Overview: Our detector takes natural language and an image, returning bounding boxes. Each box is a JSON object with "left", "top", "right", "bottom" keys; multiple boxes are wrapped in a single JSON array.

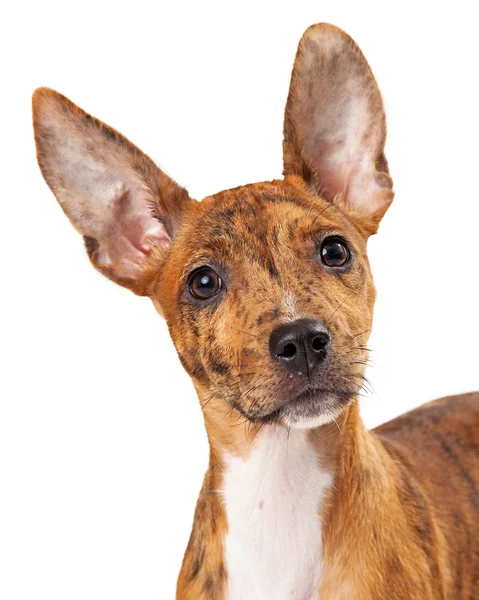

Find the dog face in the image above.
[
  {"left": 155, "top": 178, "right": 376, "bottom": 428},
  {"left": 32, "top": 24, "right": 393, "bottom": 431}
]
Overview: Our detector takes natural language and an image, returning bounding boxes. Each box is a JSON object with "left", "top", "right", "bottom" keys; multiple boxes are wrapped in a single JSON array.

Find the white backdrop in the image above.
[{"left": 1, "top": 1, "right": 478, "bottom": 598}]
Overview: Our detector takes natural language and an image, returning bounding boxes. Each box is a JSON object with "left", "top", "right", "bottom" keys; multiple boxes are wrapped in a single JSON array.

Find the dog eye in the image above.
[
  {"left": 188, "top": 267, "right": 223, "bottom": 300},
  {"left": 320, "top": 237, "right": 351, "bottom": 268}
]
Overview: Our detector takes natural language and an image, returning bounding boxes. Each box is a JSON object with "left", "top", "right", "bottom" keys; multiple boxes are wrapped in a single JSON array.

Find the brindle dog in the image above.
[{"left": 33, "top": 23, "right": 478, "bottom": 600}]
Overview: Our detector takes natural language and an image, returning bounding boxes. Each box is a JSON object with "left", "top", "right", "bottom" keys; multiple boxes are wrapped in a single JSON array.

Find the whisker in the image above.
[
  {"left": 351, "top": 360, "right": 375, "bottom": 369},
  {"left": 311, "top": 203, "right": 331, "bottom": 227},
  {"left": 249, "top": 422, "right": 266, "bottom": 446},
  {"left": 305, "top": 196, "right": 319, "bottom": 220},
  {"left": 345, "top": 345, "right": 373, "bottom": 355},
  {"left": 350, "top": 372, "right": 375, "bottom": 396},
  {"left": 231, "top": 327, "right": 260, "bottom": 339},
  {"left": 332, "top": 416, "right": 343, "bottom": 434},
  {"left": 200, "top": 393, "right": 216, "bottom": 409},
  {"left": 230, "top": 418, "right": 251, "bottom": 428},
  {"left": 350, "top": 329, "right": 370, "bottom": 339},
  {"left": 224, "top": 405, "right": 235, "bottom": 419},
  {"left": 329, "top": 297, "right": 348, "bottom": 321}
]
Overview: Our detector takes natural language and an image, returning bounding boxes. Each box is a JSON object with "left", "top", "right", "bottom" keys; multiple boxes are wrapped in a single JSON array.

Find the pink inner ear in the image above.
[
  {"left": 316, "top": 166, "right": 345, "bottom": 203},
  {"left": 303, "top": 92, "right": 385, "bottom": 211},
  {"left": 92, "top": 185, "right": 172, "bottom": 281}
]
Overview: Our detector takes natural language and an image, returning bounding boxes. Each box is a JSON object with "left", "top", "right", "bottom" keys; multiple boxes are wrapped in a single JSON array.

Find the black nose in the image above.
[{"left": 269, "top": 318, "right": 331, "bottom": 377}]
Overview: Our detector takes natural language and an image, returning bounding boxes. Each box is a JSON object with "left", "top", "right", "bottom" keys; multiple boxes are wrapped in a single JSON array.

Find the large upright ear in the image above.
[
  {"left": 32, "top": 88, "right": 192, "bottom": 295},
  {"left": 283, "top": 24, "right": 394, "bottom": 235}
]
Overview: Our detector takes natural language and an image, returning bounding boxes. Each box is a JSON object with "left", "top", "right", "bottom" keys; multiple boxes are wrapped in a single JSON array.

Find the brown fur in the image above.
[{"left": 32, "top": 22, "right": 478, "bottom": 600}]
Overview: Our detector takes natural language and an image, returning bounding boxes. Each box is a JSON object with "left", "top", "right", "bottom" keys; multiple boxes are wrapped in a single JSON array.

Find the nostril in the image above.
[
  {"left": 269, "top": 319, "right": 330, "bottom": 373},
  {"left": 312, "top": 333, "right": 329, "bottom": 352},
  {"left": 278, "top": 342, "right": 297, "bottom": 359}
]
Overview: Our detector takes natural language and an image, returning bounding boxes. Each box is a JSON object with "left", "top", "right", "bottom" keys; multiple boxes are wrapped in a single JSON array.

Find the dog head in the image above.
[{"left": 33, "top": 24, "right": 393, "bottom": 432}]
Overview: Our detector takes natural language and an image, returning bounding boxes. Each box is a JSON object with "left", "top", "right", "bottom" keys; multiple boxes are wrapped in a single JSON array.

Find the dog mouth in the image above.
[
  {"left": 234, "top": 385, "right": 354, "bottom": 428},
  {"left": 279, "top": 387, "right": 349, "bottom": 428}
]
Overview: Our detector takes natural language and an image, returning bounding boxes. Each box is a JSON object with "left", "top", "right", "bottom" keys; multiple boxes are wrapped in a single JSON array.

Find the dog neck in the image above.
[
  {"left": 178, "top": 392, "right": 401, "bottom": 599},
  {"left": 220, "top": 423, "right": 333, "bottom": 599}
]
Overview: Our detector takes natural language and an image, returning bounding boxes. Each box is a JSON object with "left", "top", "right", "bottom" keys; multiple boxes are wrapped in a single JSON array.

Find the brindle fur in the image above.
[{"left": 32, "top": 22, "right": 478, "bottom": 600}]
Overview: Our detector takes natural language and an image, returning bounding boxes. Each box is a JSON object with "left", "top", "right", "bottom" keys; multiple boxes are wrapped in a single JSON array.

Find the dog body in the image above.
[
  {"left": 32, "top": 23, "right": 478, "bottom": 600},
  {"left": 177, "top": 393, "right": 479, "bottom": 599}
]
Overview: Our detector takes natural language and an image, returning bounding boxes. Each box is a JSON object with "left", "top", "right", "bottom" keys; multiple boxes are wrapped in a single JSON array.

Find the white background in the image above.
[{"left": 1, "top": 1, "right": 478, "bottom": 598}]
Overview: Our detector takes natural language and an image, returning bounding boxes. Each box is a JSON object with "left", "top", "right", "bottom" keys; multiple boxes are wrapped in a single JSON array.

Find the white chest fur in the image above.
[{"left": 221, "top": 426, "right": 333, "bottom": 600}]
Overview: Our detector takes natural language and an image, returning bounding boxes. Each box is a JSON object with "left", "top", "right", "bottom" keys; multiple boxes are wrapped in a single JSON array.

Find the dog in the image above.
[{"left": 32, "top": 22, "right": 478, "bottom": 600}]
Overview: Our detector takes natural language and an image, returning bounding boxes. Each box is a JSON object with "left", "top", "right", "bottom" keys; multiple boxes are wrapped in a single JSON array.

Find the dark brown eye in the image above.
[
  {"left": 188, "top": 267, "right": 223, "bottom": 299},
  {"left": 320, "top": 237, "right": 351, "bottom": 268}
]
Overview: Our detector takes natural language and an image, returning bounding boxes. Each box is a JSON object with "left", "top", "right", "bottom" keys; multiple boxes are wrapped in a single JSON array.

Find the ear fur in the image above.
[
  {"left": 32, "top": 88, "right": 192, "bottom": 294},
  {"left": 283, "top": 24, "right": 394, "bottom": 235}
]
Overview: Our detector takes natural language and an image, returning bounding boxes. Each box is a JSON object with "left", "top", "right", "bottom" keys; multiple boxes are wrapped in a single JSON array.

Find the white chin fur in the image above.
[
  {"left": 284, "top": 411, "right": 338, "bottom": 429},
  {"left": 279, "top": 390, "right": 344, "bottom": 430}
]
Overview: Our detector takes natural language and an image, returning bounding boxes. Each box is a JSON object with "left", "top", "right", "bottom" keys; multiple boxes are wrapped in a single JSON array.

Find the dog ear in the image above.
[
  {"left": 283, "top": 24, "right": 394, "bottom": 235},
  {"left": 32, "top": 88, "right": 193, "bottom": 295}
]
